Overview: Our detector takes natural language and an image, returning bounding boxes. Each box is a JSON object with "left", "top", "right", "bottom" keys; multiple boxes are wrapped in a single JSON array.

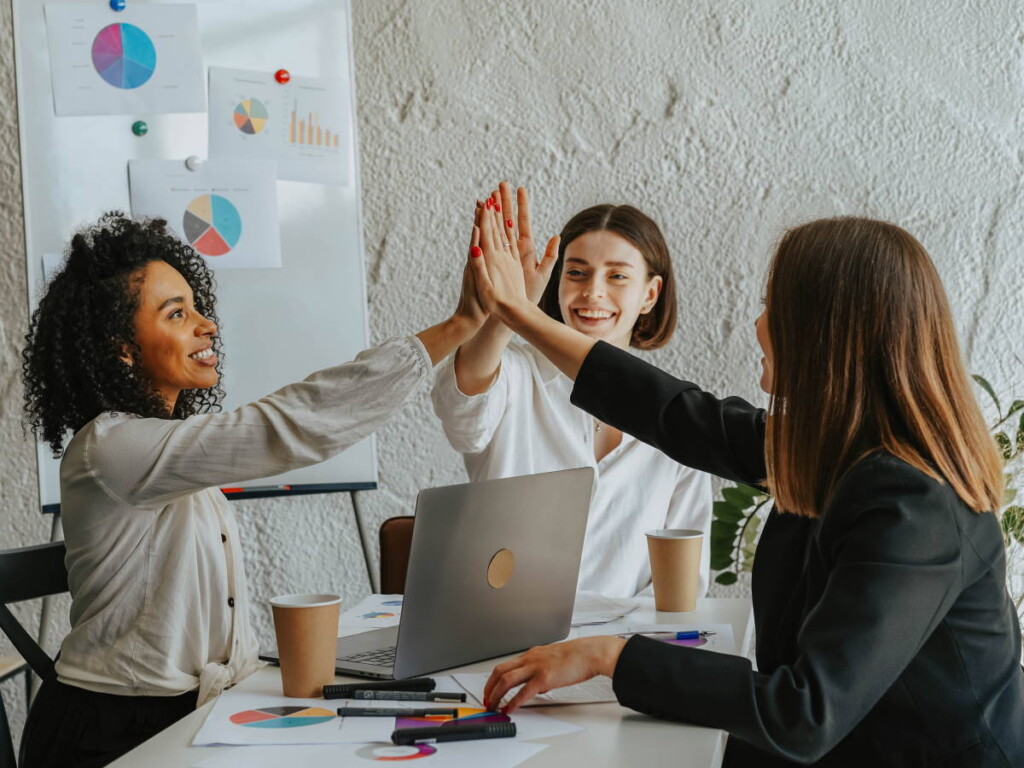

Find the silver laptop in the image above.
[{"left": 265, "top": 468, "right": 593, "bottom": 679}]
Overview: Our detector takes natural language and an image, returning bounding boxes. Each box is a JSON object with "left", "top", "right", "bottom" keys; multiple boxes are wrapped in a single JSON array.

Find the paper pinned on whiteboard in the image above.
[
  {"left": 44, "top": 3, "right": 205, "bottom": 116},
  {"left": 208, "top": 66, "right": 351, "bottom": 186},
  {"left": 129, "top": 159, "right": 281, "bottom": 271}
]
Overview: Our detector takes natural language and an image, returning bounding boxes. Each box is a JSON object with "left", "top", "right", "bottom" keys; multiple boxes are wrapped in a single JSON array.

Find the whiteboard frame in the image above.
[{"left": 13, "top": 0, "right": 378, "bottom": 514}]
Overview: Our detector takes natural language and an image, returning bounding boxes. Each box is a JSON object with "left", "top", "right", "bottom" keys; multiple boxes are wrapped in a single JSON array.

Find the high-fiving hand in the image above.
[{"left": 469, "top": 183, "right": 560, "bottom": 322}]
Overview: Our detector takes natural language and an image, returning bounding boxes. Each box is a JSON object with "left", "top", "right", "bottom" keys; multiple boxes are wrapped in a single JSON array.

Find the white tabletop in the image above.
[{"left": 110, "top": 597, "right": 752, "bottom": 768}]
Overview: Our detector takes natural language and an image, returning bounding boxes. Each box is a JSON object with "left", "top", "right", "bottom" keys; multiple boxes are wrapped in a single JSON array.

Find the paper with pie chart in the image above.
[
  {"left": 191, "top": 741, "right": 549, "bottom": 768},
  {"left": 44, "top": 3, "right": 204, "bottom": 116},
  {"left": 129, "top": 159, "right": 280, "bottom": 270},
  {"left": 209, "top": 66, "right": 351, "bottom": 186}
]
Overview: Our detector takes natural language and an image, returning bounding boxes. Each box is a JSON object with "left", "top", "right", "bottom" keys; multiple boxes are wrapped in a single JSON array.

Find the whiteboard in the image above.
[{"left": 13, "top": 0, "right": 376, "bottom": 511}]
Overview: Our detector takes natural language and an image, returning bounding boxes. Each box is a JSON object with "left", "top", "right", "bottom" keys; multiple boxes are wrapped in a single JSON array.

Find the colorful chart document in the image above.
[
  {"left": 340, "top": 594, "right": 404, "bottom": 629},
  {"left": 192, "top": 740, "right": 548, "bottom": 768},
  {"left": 44, "top": 3, "right": 204, "bottom": 116},
  {"left": 208, "top": 67, "right": 351, "bottom": 186},
  {"left": 129, "top": 159, "right": 281, "bottom": 270}
]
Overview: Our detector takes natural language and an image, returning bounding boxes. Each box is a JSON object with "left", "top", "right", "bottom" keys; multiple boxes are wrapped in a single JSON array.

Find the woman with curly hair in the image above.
[{"left": 19, "top": 212, "right": 485, "bottom": 768}]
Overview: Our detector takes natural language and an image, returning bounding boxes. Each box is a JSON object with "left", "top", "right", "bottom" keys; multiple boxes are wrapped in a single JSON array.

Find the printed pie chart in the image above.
[
  {"left": 355, "top": 744, "right": 437, "bottom": 761},
  {"left": 183, "top": 194, "right": 242, "bottom": 257},
  {"left": 229, "top": 705, "right": 335, "bottom": 728},
  {"left": 91, "top": 23, "right": 156, "bottom": 89},
  {"left": 233, "top": 99, "right": 269, "bottom": 134}
]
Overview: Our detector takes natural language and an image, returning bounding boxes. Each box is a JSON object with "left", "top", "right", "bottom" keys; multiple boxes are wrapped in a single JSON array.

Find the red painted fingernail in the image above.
[
  {"left": 485, "top": 199, "right": 493, "bottom": 210},
  {"left": 471, "top": 246, "right": 483, "bottom": 258},
  {"left": 506, "top": 219, "right": 514, "bottom": 229},
  {"left": 494, "top": 202, "right": 501, "bottom": 212}
]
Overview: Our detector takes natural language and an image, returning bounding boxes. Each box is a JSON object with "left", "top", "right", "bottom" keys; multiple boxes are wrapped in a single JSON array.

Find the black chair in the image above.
[{"left": 0, "top": 542, "right": 68, "bottom": 768}]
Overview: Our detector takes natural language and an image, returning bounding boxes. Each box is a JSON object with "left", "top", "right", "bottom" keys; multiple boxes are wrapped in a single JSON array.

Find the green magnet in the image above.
[{"left": 132, "top": 120, "right": 148, "bottom": 137}]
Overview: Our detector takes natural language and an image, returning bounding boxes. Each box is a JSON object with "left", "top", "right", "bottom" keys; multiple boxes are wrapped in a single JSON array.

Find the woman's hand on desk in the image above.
[{"left": 483, "top": 636, "right": 627, "bottom": 714}]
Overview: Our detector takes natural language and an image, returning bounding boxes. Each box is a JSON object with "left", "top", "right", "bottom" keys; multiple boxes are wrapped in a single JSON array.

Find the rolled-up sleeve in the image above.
[{"left": 430, "top": 347, "right": 528, "bottom": 455}]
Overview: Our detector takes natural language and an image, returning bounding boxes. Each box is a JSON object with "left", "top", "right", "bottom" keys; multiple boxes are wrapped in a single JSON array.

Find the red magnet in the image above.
[{"left": 274, "top": 69, "right": 291, "bottom": 84}]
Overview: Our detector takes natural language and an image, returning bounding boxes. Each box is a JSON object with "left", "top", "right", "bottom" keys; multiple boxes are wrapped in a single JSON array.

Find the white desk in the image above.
[{"left": 110, "top": 597, "right": 752, "bottom": 768}]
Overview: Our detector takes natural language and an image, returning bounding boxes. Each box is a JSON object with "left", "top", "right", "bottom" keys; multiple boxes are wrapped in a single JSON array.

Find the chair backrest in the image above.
[
  {"left": 378, "top": 516, "right": 414, "bottom": 595},
  {"left": 0, "top": 695, "right": 14, "bottom": 768},
  {"left": 0, "top": 542, "right": 68, "bottom": 682}
]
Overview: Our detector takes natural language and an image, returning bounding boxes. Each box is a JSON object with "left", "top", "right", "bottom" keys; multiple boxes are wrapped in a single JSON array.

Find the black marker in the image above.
[
  {"left": 324, "top": 678, "right": 436, "bottom": 699},
  {"left": 351, "top": 690, "right": 466, "bottom": 702},
  {"left": 337, "top": 707, "right": 458, "bottom": 718},
  {"left": 392, "top": 721, "right": 517, "bottom": 745}
]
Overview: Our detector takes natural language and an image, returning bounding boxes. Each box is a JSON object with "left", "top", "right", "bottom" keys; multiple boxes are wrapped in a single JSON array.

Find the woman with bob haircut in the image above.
[
  {"left": 469, "top": 206, "right": 1024, "bottom": 766},
  {"left": 19, "top": 212, "right": 486, "bottom": 767},
  {"left": 432, "top": 183, "right": 710, "bottom": 598}
]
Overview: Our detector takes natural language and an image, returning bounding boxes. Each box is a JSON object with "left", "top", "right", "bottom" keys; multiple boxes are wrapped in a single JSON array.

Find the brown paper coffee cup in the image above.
[
  {"left": 646, "top": 529, "right": 703, "bottom": 612},
  {"left": 270, "top": 593, "right": 341, "bottom": 698}
]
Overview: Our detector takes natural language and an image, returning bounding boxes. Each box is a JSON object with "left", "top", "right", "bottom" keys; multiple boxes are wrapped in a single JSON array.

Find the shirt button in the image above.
[
  {"left": 221, "top": 533, "right": 227, "bottom": 543},
  {"left": 227, "top": 597, "right": 235, "bottom": 608}
]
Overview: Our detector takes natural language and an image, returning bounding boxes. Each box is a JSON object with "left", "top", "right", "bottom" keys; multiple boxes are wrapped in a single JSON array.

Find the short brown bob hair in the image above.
[
  {"left": 539, "top": 205, "right": 677, "bottom": 350},
  {"left": 765, "top": 216, "right": 1003, "bottom": 518}
]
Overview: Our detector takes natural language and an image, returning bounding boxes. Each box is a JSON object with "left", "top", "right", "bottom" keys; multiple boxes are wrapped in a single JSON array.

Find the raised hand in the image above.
[
  {"left": 496, "top": 182, "right": 559, "bottom": 304},
  {"left": 470, "top": 189, "right": 559, "bottom": 322},
  {"left": 453, "top": 203, "right": 487, "bottom": 330}
]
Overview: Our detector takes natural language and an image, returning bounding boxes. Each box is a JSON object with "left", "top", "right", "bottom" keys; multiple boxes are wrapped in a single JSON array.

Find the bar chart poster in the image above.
[
  {"left": 209, "top": 67, "right": 350, "bottom": 186},
  {"left": 128, "top": 159, "right": 281, "bottom": 270},
  {"left": 44, "top": 3, "right": 205, "bottom": 116}
]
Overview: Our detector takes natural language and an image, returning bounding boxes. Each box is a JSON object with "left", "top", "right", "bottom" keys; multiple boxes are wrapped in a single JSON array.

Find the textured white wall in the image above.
[{"left": 2, "top": 0, "right": 1024, "bottom": 746}]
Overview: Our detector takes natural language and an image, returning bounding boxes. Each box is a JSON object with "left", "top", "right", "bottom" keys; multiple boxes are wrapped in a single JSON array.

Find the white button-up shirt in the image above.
[
  {"left": 56, "top": 337, "right": 431, "bottom": 704},
  {"left": 431, "top": 342, "right": 712, "bottom": 598}
]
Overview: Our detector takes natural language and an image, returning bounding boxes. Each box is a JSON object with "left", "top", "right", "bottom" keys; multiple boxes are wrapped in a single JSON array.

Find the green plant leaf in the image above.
[
  {"left": 710, "top": 554, "right": 733, "bottom": 571},
  {"left": 709, "top": 535, "right": 734, "bottom": 559},
  {"left": 1016, "top": 410, "right": 1024, "bottom": 455},
  {"left": 715, "top": 572, "right": 738, "bottom": 585},
  {"left": 1009, "top": 400, "right": 1024, "bottom": 417},
  {"left": 1002, "top": 506, "right": 1024, "bottom": 545},
  {"left": 973, "top": 374, "right": 1001, "bottom": 414},
  {"left": 722, "top": 486, "right": 757, "bottom": 509},
  {"left": 1005, "top": 487, "right": 1018, "bottom": 507},
  {"left": 713, "top": 501, "right": 744, "bottom": 523},
  {"left": 743, "top": 516, "right": 763, "bottom": 546},
  {"left": 995, "top": 431, "right": 1013, "bottom": 461}
]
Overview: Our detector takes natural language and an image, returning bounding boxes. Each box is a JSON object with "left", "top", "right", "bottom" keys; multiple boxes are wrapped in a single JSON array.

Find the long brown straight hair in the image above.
[{"left": 765, "top": 217, "right": 1003, "bottom": 518}]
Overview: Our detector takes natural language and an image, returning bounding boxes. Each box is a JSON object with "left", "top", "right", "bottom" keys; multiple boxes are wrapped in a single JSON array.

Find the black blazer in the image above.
[{"left": 572, "top": 341, "right": 1024, "bottom": 767}]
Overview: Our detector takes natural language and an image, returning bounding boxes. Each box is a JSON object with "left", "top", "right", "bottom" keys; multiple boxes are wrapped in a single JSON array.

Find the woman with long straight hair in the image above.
[{"left": 470, "top": 206, "right": 1024, "bottom": 766}]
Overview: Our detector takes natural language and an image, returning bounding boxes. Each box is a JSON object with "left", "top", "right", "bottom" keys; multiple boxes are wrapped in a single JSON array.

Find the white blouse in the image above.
[
  {"left": 55, "top": 336, "right": 432, "bottom": 705},
  {"left": 431, "top": 342, "right": 712, "bottom": 598}
]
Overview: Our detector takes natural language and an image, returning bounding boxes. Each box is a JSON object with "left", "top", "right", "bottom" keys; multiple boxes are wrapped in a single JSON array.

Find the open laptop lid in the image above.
[{"left": 391, "top": 467, "right": 595, "bottom": 679}]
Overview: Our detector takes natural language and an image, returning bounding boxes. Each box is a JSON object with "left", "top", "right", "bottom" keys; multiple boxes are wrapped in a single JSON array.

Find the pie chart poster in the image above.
[
  {"left": 128, "top": 159, "right": 281, "bottom": 270},
  {"left": 44, "top": 3, "right": 204, "bottom": 116}
]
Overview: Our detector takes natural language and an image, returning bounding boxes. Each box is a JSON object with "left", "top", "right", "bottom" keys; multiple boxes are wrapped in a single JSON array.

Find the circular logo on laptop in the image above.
[{"left": 487, "top": 548, "right": 515, "bottom": 589}]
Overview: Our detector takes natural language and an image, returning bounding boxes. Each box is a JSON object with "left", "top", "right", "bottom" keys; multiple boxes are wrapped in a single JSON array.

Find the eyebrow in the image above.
[
  {"left": 158, "top": 296, "right": 185, "bottom": 311},
  {"left": 564, "top": 258, "right": 637, "bottom": 269}
]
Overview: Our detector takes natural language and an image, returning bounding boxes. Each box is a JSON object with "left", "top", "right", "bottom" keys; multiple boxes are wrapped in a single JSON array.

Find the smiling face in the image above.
[
  {"left": 557, "top": 231, "right": 663, "bottom": 350},
  {"left": 128, "top": 260, "right": 219, "bottom": 410}
]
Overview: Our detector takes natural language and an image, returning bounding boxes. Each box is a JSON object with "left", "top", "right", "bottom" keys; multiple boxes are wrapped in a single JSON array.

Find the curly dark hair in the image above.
[{"left": 22, "top": 212, "right": 224, "bottom": 457}]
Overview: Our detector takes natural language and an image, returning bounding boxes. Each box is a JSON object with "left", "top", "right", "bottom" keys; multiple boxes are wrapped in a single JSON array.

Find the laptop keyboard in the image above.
[{"left": 339, "top": 646, "right": 396, "bottom": 667}]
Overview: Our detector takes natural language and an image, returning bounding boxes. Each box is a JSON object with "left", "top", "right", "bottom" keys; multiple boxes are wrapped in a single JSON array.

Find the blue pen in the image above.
[{"left": 621, "top": 630, "right": 716, "bottom": 640}]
